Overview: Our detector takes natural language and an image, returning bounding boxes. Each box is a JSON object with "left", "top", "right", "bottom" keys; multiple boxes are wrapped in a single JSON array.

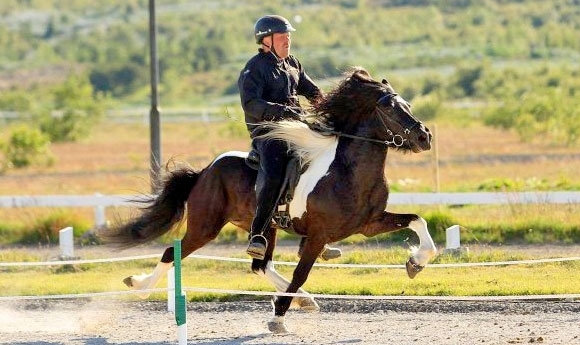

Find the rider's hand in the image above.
[{"left": 283, "top": 106, "right": 304, "bottom": 121}]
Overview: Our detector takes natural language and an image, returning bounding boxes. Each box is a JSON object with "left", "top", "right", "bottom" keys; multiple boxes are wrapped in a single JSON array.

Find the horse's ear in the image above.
[{"left": 382, "top": 79, "right": 389, "bottom": 85}]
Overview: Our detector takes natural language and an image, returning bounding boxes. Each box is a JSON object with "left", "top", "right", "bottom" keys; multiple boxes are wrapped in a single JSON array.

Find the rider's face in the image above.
[{"left": 264, "top": 32, "right": 291, "bottom": 58}]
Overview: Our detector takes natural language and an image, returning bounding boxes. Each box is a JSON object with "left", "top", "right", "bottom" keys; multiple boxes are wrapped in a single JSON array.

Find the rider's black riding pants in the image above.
[{"left": 250, "top": 137, "right": 292, "bottom": 238}]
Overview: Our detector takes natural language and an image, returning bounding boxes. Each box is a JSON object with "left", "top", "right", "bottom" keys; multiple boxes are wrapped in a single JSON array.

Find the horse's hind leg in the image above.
[
  {"left": 123, "top": 247, "right": 177, "bottom": 298},
  {"left": 124, "top": 230, "right": 221, "bottom": 298},
  {"left": 124, "top": 200, "right": 227, "bottom": 298}
]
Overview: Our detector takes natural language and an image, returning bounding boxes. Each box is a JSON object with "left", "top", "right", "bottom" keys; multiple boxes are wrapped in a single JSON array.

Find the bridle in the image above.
[
  {"left": 374, "top": 92, "right": 422, "bottom": 147},
  {"left": 308, "top": 92, "right": 421, "bottom": 148}
]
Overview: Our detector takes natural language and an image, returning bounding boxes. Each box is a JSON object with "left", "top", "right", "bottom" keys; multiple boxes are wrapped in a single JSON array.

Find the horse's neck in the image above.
[{"left": 340, "top": 140, "right": 387, "bottom": 176}]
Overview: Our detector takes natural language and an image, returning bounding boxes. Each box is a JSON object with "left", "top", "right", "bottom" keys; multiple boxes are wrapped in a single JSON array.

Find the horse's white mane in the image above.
[{"left": 257, "top": 120, "right": 338, "bottom": 168}]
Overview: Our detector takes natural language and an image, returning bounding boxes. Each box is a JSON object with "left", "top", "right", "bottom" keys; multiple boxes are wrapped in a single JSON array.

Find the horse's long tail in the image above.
[{"left": 101, "top": 166, "right": 200, "bottom": 248}]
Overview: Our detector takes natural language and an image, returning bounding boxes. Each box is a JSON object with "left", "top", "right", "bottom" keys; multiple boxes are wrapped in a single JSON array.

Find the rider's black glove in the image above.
[{"left": 281, "top": 106, "right": 304, "bottom": 121}]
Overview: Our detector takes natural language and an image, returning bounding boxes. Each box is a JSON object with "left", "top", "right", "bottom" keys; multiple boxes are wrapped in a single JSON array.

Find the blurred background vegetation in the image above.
[
  {"left": 1, "top": 0, "right": 580, "bottom": 148},
  {"left": 1, "top": 0, "right": 580, "bottom": 245}
]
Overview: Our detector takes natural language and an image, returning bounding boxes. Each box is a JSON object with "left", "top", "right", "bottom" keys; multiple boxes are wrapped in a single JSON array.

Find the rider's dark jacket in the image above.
[{"left": 238, "top": 49, "right": 322, "bottom": 137}]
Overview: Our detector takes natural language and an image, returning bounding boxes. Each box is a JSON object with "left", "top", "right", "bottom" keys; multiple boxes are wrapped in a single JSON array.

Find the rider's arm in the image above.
[{"left": 238, "top": 68, "right": 303, "bottom": 125}]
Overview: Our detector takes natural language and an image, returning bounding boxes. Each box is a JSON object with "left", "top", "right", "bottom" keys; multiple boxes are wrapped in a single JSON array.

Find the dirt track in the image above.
[{"left": 1, "top": 299, "right": 579, "bottom": 345}]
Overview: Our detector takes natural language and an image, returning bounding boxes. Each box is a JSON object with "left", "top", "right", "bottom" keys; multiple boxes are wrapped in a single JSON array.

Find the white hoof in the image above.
[
  {"left": 291, "top": 296, "right": 320, "bottom": 312},
  {"left": 267, "top": 320, "right": 289, "bottom": 334},
  {"left": 123, "top": 276, "right": 151, "bottom": 299}
]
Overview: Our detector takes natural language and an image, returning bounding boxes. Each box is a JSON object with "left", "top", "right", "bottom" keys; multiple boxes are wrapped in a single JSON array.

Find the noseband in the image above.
[{"left": 375, "top": 92, "right": 422, "bottom": 147}]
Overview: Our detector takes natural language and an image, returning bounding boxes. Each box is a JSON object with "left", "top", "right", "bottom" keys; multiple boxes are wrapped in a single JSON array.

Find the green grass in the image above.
[{"left": 1, "top": 248, "right": 578, "bottom": 301}]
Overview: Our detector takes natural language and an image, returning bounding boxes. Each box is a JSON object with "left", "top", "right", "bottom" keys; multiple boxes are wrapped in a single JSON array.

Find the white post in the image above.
[
  {"left": 94, "top": 193, "right": 106, "bottom": 229},
  {"left": 59, "top": 227, "right": 74, "bottom": 259},
  {"left": 177, "top": 324, "right": 187, "bottom": 345},
  {"left": 445, "top": 225, "right": 461, "bottom": 250},
  {"left": 167, "top": 267, "right": 175, "bottom": 312}
]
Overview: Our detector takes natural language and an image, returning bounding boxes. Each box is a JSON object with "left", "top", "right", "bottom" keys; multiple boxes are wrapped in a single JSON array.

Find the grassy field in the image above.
[{"left": 1, "top": 247, "right": 578, "bottom": 300}]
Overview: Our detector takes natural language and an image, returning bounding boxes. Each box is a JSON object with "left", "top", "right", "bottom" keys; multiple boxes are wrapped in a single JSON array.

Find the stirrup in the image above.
[{"left": 247, "top": 234, "right": 268, "bottom": 260}]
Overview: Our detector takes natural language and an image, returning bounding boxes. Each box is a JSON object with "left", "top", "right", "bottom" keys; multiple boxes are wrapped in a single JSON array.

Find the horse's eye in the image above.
[{"left": 377, "top": 94, "right": 393, "bottom": 107}]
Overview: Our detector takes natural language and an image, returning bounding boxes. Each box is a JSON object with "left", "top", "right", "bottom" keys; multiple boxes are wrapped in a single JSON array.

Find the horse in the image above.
[{"left": 101, "top": 67, "right": 437, "bottom": 334}]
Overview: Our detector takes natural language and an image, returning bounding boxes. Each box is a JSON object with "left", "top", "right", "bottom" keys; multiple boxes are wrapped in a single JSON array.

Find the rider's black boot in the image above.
[
  {"left": 247, "top": 174, "right": 284, "bottom": 260},
  {"left": 247, "top": 233, "right": 268, "bottom": 260}
]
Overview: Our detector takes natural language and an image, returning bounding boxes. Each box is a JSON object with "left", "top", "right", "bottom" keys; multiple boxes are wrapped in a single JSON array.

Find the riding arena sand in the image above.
[{"left": 1, "top": 299, "right": 579, "bottom": 345}]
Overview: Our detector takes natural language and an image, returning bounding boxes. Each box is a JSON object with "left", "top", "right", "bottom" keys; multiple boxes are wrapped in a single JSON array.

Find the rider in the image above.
[{"left": 238, "top": 14, "right": 342, "bottom": 261}]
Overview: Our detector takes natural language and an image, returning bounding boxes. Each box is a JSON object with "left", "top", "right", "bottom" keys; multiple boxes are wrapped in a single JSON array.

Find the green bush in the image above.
[
  {"left": 0, "top": 125, "right": 54, "bottom": 171},
  {"left": 18, "top": 210, "right": 91, "bottom": 245}
]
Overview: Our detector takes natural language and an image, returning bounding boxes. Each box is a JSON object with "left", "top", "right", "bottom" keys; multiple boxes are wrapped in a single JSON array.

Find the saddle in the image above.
[{"left": 245, "top": 151, "right": 301, "bottom": 230}]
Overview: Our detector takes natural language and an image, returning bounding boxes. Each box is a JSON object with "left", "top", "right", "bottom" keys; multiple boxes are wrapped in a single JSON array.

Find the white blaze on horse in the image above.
[{"left": 101, "top": 67, "right": 437, "bottom": 334}]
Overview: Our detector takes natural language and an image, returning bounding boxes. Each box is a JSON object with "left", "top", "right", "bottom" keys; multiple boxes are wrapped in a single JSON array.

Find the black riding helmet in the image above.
[{"left": 254, "top": 15, "right": 296, "bottom": 44}]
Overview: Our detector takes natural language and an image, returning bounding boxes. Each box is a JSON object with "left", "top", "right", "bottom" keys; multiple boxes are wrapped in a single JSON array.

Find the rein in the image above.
[
  {"left": 306, "top": 92, "right": 418, "bottom": 148},
  {"left": 325, "top": 128, "right": 405, "bottom": 147}
]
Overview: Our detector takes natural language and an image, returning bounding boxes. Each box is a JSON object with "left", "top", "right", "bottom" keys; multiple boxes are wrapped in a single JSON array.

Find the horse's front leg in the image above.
[
  {"left": 259, "top": 261, "right": 320, "bottom": 312},
  {"left": 362, "top": 212, "right": 437, "bottom": 278},
  {"left": 268, "top": 240, "right": 324, "bottom": 334}
]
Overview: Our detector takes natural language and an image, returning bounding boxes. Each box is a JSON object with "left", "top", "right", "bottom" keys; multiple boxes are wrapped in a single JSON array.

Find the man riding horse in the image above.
[{"left": 237, "top": 15, "right": 342, "bottom": 261}]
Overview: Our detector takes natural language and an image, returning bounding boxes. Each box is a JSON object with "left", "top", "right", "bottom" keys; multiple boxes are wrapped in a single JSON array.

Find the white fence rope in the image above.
[
  {"left": 0, "top": 254, "right": 160, "bottom": 267},
  {"left": 1, "top": 253, "right": 579, "bottom": 268}
]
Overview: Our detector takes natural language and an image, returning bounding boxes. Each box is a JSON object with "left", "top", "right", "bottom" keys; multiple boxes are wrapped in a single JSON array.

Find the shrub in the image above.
[
  {"left": 18, "top": 210, "right": 91, "bottom": 245},
  {"left": 39, "top": 74, "right": 106, "bottom": 142},
  {"left": 0, "top": 125, "right": 54, "bottom": 171},
  {"left": 411, "top": 94, "right": 442, "bottom": 121}
]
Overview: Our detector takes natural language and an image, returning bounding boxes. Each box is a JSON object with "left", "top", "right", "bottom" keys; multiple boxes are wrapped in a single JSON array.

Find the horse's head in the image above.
[
  {"left": 375, "top": 78, "right": 432, "bottom": 153},
  {"left": 314, "top": 67, "right": 432, "bottom": 153}
]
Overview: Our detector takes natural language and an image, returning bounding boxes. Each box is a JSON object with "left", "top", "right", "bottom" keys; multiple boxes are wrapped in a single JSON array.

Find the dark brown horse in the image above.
[{"left": 102, "top": 67, "right": 437, "bottom": 333}]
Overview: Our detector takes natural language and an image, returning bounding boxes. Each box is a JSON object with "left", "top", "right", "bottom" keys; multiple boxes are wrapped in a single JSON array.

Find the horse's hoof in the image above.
[
  {"left": 405, "top": 257, "right": 424, "bottom": 279},
  {"left": 295, "top": 297, "right": 320, "bottom": 312},
  {"left": 123, "top": 276, "right": 134, "bottom": 288},
  {"left": 267, "top": 321, "right": 289, "bottom": 334},
  {"left": 320, "top": 245, "right": 342, "bottom": 260}
]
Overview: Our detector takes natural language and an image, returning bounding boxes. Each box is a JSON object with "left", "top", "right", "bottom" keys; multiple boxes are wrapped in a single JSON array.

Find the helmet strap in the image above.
[{"left": 262, "top": 35, "right": 281, "bottom": 60}]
